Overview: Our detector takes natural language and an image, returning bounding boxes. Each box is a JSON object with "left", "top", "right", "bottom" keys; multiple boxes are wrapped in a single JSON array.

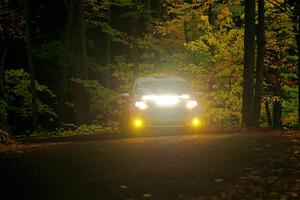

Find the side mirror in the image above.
[
  {"left": 120, "top": 93, "right": 130, "bottom": 98},
  {"left": 195, "top": 92, "right": 203, "bottom": 96}
]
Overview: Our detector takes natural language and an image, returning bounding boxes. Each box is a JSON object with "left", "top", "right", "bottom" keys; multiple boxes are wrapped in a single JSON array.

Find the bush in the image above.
[
  {"left": 0, "top": 100, "right": 8, "bottom": 125},
  {"left": 71, "top": 79, "right": 120, "bottom": 124},
  {"left": 4, "top": 69, "right": 57, "bottom": 133}
]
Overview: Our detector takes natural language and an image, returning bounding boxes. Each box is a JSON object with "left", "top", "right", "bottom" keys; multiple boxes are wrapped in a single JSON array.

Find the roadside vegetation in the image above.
[{"left": 0, "top": 0, "right": 299, "bottom": 139}]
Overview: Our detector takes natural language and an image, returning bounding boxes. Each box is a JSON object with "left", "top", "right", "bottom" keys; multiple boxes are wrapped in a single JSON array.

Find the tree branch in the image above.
[{"left": 265, "top": 0, "right": 294, "bottom": 20}]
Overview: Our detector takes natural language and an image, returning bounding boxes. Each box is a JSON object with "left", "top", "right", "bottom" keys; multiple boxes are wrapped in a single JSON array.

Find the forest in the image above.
[{"left": 0, "top": 0, "right": 299, "bottom": 136}]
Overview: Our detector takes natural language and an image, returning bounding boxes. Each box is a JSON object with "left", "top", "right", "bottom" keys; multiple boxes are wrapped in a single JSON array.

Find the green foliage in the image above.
[
  {"left": 4, "top": 69, "right": 57, "bottom": 119},
  {"left": 3, "top": 0, "right": 298, "bottom": 131},
  {"left": 0, "top": 100, "right": 7, "bottom": 119},
  {"left": 76, "top": 124, "right": 104, "bottom": 133},
  {"left": 33, "top": 41, "right": 73, "bottom": 119},
  {"left": 31, "top": 123, "right": 120, "bottom": 138},
  {"left": 71, "top": 79, "right": 120, "bottom": 123},
  {"left": 34, "top": 41, "right": 71, "bottom": 67},
  {"left": 112, "top": 56, "right": 136, "bottom": 92},
  {"left": 262, "top": 1, "right": 298, "bottom": 127},
  {"left": 281, "top": 86, "right": 298, "bottom": 128},
  {"left": 84, "top": 0, "right": 131, "bottom": 45},
  {"left": 75, "top": 123, "right": 119, "bottom": 134},
  {"left": 150, "top": 0, "right": 298, "bottom": 127},
  {"left": 0, "top": 0, "right": 25, "bottom": 40},
  {"left": 154, "top": 1, "right": 244, "bottom": 126}
]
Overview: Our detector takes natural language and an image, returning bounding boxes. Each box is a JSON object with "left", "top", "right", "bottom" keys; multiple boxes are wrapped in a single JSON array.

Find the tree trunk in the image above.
[
  {"left": 0, "top": 37, "right": 7, "bottom": 104},
  {"left": 145, "top": 0, "right": 151, "bottom": 71},
  {"left": 208, "top": 6, "right": 217, "bottom": 55},
  {"left": 145, "top": 0, "right": 151, "bottom": 29},
  {"left": 105, "top": 5, "right": 111, "bottom": 88},
  {"left": 183, "top": 21, "right": 188, "bottom": 43},
  {"left": 242, "top": 0, "right": 256, "bottom": 127},
  {"left": 273, "top": 101, "right": 282, "bottom": 128},
  {"left": 132, "top": 43, "right": 139, "bottom": 73},
  {"left": 272, "top": 74, "right": 282, "bottom": 128},
  {"left": 132, "top": 17, "right": 140, "bottom": 73},
  {"left": 70, "top": 0, "right": 89, "bottom": 124},
  {"left": 253, "top": 0, "right": 265, "bottom": 127},
  {"left": 52, "top": 0, "right": 71, "bottom": 124},
  {"left": 23, "top": 0, "right": 38, "bottom": 133},
  {"left": 297, "top": 34, "right": 300, "bottom": 126},
  {"left": 296, "top": 1, "right": 300, "bottom": 126},
  {"left": 0, "top": 35, "right": 8, "bottom": 131},
  {"left": 265, "top": 101, "right": 272, "bottom": 127}
]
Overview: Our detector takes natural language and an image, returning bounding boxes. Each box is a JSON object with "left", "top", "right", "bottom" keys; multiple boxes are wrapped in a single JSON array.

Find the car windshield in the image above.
[{"left": 135, "top": 81, "right": 191, "bottom": 95}]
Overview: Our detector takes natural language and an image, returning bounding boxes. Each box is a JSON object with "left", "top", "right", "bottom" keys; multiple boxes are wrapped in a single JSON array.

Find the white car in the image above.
[{"left": 121, "top": 76, "right": 203, "bottom": 134}]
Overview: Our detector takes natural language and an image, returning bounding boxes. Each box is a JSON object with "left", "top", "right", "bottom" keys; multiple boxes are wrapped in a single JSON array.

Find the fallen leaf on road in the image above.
[
  {"left": 214, "top": 178, "right": 223, "bottom": 183},
  {"left": 287, "top": 192, "right": 298, "bottom": 197},
  {"left": 143, "top": 193, "right": 152, "bottom": 198},
  {"left": 120, "top": 185, "right": 129, "bottom": 189}
]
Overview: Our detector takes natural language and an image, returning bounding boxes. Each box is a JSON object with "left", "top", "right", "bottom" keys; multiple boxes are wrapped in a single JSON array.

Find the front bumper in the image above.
[{"left": 129, "top": 106, "right": 202, "bottom": 128}]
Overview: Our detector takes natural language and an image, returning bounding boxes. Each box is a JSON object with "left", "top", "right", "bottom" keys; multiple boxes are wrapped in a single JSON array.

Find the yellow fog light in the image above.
[
  {"left": 133, "top": 118, "right": 143, "bottom": 128},
  {"left": 192, "top": 117, "right": 201, "bottom": 127}
]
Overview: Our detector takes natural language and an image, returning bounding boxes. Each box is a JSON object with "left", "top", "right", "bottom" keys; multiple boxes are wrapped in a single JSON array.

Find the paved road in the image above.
[{"left": 1, "top": 132, "right": 299, "bottom": 200}]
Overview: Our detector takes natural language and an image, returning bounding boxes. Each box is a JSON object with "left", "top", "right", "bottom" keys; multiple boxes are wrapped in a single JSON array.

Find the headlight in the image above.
[
  {"left": 155, "top": 96, "right": 179, "bottom": 106},
  {"left": 191, "top": 117, "right": 202, "bottom": 127},
  {"left": 133, "top": 118, "right": 143, "bottom": 128},
  {"left": 186, "top": 100, "right": 198, "bottom": 109},
  {"left": 135, "top": 101, "right": 148, "bottom": 110}
]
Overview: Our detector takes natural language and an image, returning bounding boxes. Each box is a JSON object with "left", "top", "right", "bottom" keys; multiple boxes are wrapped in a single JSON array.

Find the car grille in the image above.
[{"left": 143, "top": 106, "right": 188, "bottom": 125}]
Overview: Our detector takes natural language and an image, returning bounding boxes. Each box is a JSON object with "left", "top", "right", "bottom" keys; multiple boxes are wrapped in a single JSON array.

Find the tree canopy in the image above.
[{"left": 0, "top": 0, "right": 299, "bottom": 134}]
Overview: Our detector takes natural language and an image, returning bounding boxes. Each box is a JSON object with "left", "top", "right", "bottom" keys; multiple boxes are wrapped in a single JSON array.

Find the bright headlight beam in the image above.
[
  {"left": 135, "top": 101, "right": 148, "bottom": 110},
  {"left": 186, "top": 100, "right": 198, "bottom": 109},
  {"left": 142, "top": 95, "right": 157, "bottom": 100},
  {"left": 155, "top": 96, "right": 179, "bottom": 106},
  {"left": 192, "top": 118, "right": 200, "bottom": 126},
  {"left": 180, "top": 94, "right": 190, "bottom": 99},
  {"left": 141, "top": 95, "right": 193, "bottom": 106},
  {"left": 133, "top": 118, "right": 143, "bottom": 128}
]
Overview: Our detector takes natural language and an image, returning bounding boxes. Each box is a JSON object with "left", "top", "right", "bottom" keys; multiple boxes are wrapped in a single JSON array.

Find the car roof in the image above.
[{"left": 135, "top": 76, "right": 186, "bottom": 83}]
